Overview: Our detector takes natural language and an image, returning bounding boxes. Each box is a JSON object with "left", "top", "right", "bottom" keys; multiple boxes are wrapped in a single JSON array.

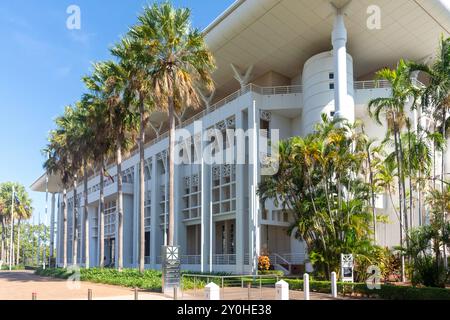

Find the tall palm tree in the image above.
[
  {"left": 412, "top": 37, "right": 450, "bottom": 267},
  {"left": 111, "top": 37, "right": 154, "bottom": 273},
  {"left": 72, "top": 99, "right": 96, "bottom": 268},
  {"left": 80, "top": 89, "right": 112, "bottom": 268},
  {"left": 369, "top": 60, "right": 421, "bottom": 281},
  {"left": 129, "top": 2, "right": 215, "bottom": 252},
  {"left": 44, "top": 122, "right": 76, "bottom": 268},
  {"left": 88, "top": 59, "right": 137, "bottom": 270},
  {"left": 14, "top": 189, "right": 32, "bottom": 265}
]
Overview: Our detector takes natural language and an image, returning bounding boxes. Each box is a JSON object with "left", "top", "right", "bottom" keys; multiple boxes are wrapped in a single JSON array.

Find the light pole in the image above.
[{"left": 9, "top": 186, "right": 14, "bottom": 271}]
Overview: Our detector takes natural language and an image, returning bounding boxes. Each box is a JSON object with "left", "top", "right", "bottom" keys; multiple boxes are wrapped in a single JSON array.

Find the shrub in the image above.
[
  {"left": 258, "top": 256, "right": 270, "bottom": 271},
  {"left": 284, "top": 278, "right": 450, "bottom": 300}
]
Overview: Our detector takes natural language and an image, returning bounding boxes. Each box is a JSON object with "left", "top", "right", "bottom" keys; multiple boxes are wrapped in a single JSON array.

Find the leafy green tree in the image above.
[
  {"left": 259, "top": 115, "right": 379, "bottom": 279},
  {"left": 0, "top": 182, "right": 33, "bottom": 265}
]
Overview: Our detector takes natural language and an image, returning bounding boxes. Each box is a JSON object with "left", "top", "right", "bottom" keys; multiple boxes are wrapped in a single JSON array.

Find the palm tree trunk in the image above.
[
  {"left": 393, "top": 127, "right": 405, "bottom": 282},
  {"left": 99, "top": 160, "right": 105, "bottom": 268},
  {"left": 1, "top": 217, "right": 5, "bottom": 262},
  {"left": 367, "top": 148, "right": 377, "bottom": 242},
  {"left": 407, "top": 126, "right": 414, "bottom": 229},
  {"left": 441, "top": 109, "right": 447, "bottom": 269},
  {"left": 63, "top": 188, "right": 68, "bottom": 268},
  {"left": 83, "top": 161, "right": 90, "bottom": 269},
  {"left": 168, "top": 96, "right": 175, "bottom": 247},
  {"left": 16, "top": 218, "right": 21, "bottom": 265},
  {"left": 397, "top": 132, "right": 410, "bottom": 243},
  {"left": 72, "top": 178, "right": 78, "bottom": 265},
  {"left": 116, "top": 141, "right": 123, "bottom": 271},
  {"left": 139, "top": 100, "right": 145, "bottom": 273}
]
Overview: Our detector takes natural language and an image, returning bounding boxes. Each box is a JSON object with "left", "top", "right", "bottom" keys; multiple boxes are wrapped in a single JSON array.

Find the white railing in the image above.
[
  {"left": 212, "top": 254, "right": 236, "bottom": 265},
  {"left": 354, "top": 79, "right": 391, "bottom": 90},
  {"left": 180, "top": 255, "right": 201, "bottom": 265},
  {"left": 279, "top": 253, "right": 306, "bottom": 264}
]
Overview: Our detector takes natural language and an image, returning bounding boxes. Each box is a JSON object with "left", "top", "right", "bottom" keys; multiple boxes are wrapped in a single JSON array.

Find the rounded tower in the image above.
[{"left": 301, "top": 51, "right": 355, "bottom": 135}]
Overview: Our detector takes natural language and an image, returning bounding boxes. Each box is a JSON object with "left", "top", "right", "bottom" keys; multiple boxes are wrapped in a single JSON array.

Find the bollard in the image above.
[
  {"left": 134, "top": 288, "right": 139, "bottom": 300},
  {"left": 275, "top": 280, "right": 289, "bottom": 300},
  {"left": 88, "top": 289, "right": 93, "bottom": 300},
  {"left": 331, "top": 272, "right": 337, "bottom": 298},
  {"left": 32, "top": 292, "right": 37, "bottom": 300},
  {"left": 247, "top": 282, "right": 251, "bottom": 300},
  {"left": 205, "top": 282, "right": 220, "bottom": 300},
  {"left": 173, "top": 287, "right": 178, "bottom": 300},
  {"left": 303, "top": 273, "right": 310, "bottom": 300}
]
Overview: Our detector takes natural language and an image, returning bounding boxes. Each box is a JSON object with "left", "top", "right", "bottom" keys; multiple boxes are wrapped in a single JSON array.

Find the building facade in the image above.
[{"left": 32, "top": 0, "right": 450, "bottom": 274}]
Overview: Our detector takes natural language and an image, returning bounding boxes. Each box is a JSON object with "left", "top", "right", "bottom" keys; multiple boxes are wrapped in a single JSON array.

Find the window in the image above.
[
  {"left": 329, "top": 83, "right": 334, "bottom": 90},
  {"left": 229, "top": 224, "right": 235, "bottom": 254},
  {"left": 329, "top": 72, "right": 334, "bottom": 79},
  {"left": 221, "top": 225, "right": 226, "bottom": 253},
  {"left": 144, "top": 190, "right": 151, "bottom": 231},
  {"left": 145, "top": 231, "right": 150, "bottom": 258},
  {"left": 212, "top": 165, "right": 236, "bottom": 215},
  {"left": 104, "top": 200, "right": 117, "bottom": 237},
  {"left": 182, "top": 174, "right": 201, "bottom": 220}
]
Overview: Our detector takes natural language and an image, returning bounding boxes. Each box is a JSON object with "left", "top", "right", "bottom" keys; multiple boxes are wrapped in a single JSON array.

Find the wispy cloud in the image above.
[
  {"left": 55, "top": 66, "right": 72, "bottom": 78},
  {"left": 68, "top": 31, "right": 97, "bottom": 46}
]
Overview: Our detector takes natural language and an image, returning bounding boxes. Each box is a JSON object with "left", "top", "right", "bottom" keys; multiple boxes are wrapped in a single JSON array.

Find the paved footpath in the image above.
[
  {"left": 0, "top": 271, "right": 355, "bottom": 300},
  {"left": 0, "top": 270, "right": 171, "bottom": 300}
]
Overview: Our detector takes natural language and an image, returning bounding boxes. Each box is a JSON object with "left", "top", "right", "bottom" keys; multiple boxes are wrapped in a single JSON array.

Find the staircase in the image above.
[{"left": 268, "top": 253, "right": 305, "bottom": 275}]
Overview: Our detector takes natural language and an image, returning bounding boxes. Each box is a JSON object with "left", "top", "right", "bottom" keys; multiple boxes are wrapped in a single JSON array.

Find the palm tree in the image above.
[
  {"left": 89, "top": 59, "right": 137, "bottom": 270},
  {"left": 80, "top": 89, "right": 112, "bottom": 268},
  {"left": 44, "top": 126, "right": 75, "bottom": 268},
  {"left": 129, "top": 2, "right": 215, "bottom": 253},
  {"left": 14, "top": 189, "right": 32, "bottom": 265},
  {"left": 369, "top": 60, "right": 421, "bottom": 281},
  {"left": 110, "top": 39, "right": 153, "bottom": 272},
  {"left": 412, "top": 37, "right": 450, "bottom": 267},
  {"left": 72, "top": 99, "right": 96, "bottom": 268}
]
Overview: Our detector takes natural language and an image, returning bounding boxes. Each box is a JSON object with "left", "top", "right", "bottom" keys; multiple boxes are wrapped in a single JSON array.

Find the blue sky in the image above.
[{"left": 0, "top": 0, "right": 234, "bottom": 225}]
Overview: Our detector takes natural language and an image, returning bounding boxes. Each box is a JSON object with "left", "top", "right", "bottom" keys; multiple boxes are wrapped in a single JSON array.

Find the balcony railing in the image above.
[
  {"left": 354, "top": 79, "right": 391, "bottom": 90},
  {"left": 212, "top": 254, "right": 236, "bottom": 265},
  {"left": 180, "top": 255, "right": 201, "bottom": 265}
]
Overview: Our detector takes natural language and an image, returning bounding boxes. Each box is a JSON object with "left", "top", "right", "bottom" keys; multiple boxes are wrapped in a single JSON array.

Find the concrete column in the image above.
[
  {"left": 199, "top": 122, "right": 210, "bottom": 273},
  {"left": 249, "top": 100, "right": 260, "bottom": 275},
  {"left": 132, "top": 163, "right": 139, "bottom": 267},
  {"left": 150, "top": 156, "right": 158, "bottom": 268},
  {"left": 235, "top": 111, "right": 245, "bottom": 273},
  {"left": 56, "top": 194, "right": 61, "bottom": 266},
  {"left": 332, "top": 10, "right": 350, "bottom": 121},
  {"left": 49, "top": 193, "right": 56, "bottom": 265}
]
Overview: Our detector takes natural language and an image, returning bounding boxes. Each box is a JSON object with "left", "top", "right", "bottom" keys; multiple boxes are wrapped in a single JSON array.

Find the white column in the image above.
[
  {"left": 235, "top": 111, "right": 245, "bottom": 273},
  {"left": 56, "top": 194, "right": 61, "bottom": 266},
  {"left": 199, "top": 122, "right": 209, "bottom": 273},
  {"left": 132, "top": 163, "right": 139, "bottom": 267},
  {"left": 150, "top": 156, "right": 158, "bottom": 268},
  {"left": 332, "top": 10, "right": 349, "bottom": 121},
  {"left": 49, "top": 193, "right": 56, "bottom": 265},
  {"left": 249, "top": 100, "right": 260, "bottom": 275}
]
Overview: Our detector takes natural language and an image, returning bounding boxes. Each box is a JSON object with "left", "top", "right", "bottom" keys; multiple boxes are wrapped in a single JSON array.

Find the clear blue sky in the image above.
[{"left": 0, "top": 0, "right": 234, "bottom": 225}]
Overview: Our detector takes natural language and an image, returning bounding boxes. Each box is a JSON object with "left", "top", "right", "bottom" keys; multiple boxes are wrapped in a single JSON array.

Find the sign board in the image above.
[
  {"left": 340, "top": 254, "right": 354, "bottom": 283},
  {"left": 162, "top": 245, "right": 181, "bottom": 291}
]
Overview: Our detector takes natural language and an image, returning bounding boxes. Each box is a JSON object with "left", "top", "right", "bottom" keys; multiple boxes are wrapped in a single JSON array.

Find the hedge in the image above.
[
  {"left": 284, "top": 279, "right": 450, "bottom": 300},
  {"left": 35, "top": 268, "right": 232, "bottom": 291}
]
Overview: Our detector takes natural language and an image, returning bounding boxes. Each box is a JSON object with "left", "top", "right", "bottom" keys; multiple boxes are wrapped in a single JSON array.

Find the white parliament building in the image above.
[{"left": 32, "top": 0, "right": 450, "bottom": 274}]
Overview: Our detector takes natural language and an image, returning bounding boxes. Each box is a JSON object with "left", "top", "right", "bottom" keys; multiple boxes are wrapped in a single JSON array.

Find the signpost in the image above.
[
  {"left": 340, "top": 254, "right": 354, "bottom": 283},
  {"left": 162, "top": 245, "right": 181, "bottom": 295}
]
